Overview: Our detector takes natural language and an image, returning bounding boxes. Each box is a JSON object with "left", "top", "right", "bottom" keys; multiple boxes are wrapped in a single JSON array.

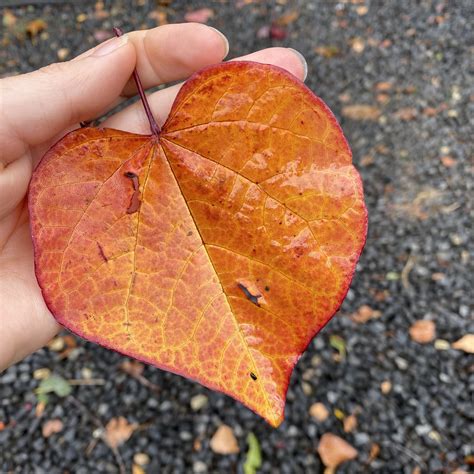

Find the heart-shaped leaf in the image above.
[{"left": 29, "top": 61, "right": 367, "bottom": 426}]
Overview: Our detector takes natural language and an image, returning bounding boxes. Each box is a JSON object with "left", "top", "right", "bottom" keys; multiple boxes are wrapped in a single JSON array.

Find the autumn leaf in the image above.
[
  {"left": 317, "top": 433, "right": 357, "bottom": 472},
  {"left": 452, "top": 335, "right": 474, "bottom": 354},
  {"left": 409, "top": 320, "right": 436, "bottom": 344},
  {"left": 42, "top": 419, "right": 64, "bottom": 438},
  {"left": 29, "top": 60, "right": 367, "bottom": 426},
  {"left": 104, "top": 417, "right": 137, "bottom": 449}
]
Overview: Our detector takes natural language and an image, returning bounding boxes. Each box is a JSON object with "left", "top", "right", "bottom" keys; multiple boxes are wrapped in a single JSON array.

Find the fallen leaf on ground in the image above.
[
  {"left": 409, "top": 320, "right": 436, "bottom": 344},
  {"left": 0, "top": 421, "right": 6, "bottom": 431},
  {"left": 368, "top": 443, "right": 380, "bottom": 463},
  {"left": 120, "top": 360, "right": 144, "bottom": 377},
  {"left": 329, "top": 335, "right": 346, "bottom": 361},
  {"left": 342, "top": 105, "right": 381, "bottom": 120},
  {"left": 452, "top": 335, "right": 474, "bottom": 354},
  {"left": 35, "top": 401, "right": 46, "bottom": 418},
  {"left": 310, "top": 402, "right": 329, "bottom": 422},
  {"left": 440, "top": 155, "right": 457, "bottom": 167},
  {"left": 394, "top": 107, "right": 418, "bottom": 121},
  {"left": 314, "top": 45, "right": 341, "bottom": 58},
  {"left": 104, "top": 417, "right": 137, "bottom": 449},
  {"left": 210, "top": 425, "right": 240, "bottom": 454},
  {"left": 274, "top": 10, "right": 299, "bottom": 26},
  {"left": 42, "top": 419, "right": 64, "bottom": 437},
  {"left": 375, "top": 82, "right": 392, "bottom": 91},
  {"left": 184, "top": 8, "right": 214, "bottom": 23},
  {"left": 343, "top": 414, "right": 357, "bottom": 433},
  {"left": 350, "top": 305, "right": 382, "bottom": 323},
  {"left": 317, "top": 433, "right": 358, "bottom": 471},
  {"left": 26, "top": 18, "right": 47, "bottom": 38},
  {"left": 3, "top": 10, "right": 17, "bottom": 28},
  {"left": 243, "top": 432, "right": 262, "bottom": 474},
  {"left": 36, "top": 374, "right": 72, "bottom": 400},
  {"left": 132, "top": 465, "right": 145, "bottom": 474}
]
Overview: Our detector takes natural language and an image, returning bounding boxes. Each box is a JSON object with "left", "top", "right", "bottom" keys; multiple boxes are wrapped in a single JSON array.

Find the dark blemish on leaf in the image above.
[
  {"left": 187, "top": 231, "right": 193, "bottom": 236},
  {"left": 250, "top": 372, "right": 257, "bottom": 381},
  {"left": 265, "top": 286, "right": 270, "bottom": 292},
  {"left": 238, "top": 283, "right": 261, "bottom": 307},
  {"left": 97, "top": 242, "right": 108, "bottom": 262},
  {"left": 124, "top": 171, "right": 141, "bottom": 214}
]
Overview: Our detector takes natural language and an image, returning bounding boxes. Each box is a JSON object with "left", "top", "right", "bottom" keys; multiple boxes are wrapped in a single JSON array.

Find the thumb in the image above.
[{"left": 0, "top": 34, "right": 135, "bottom": 163}]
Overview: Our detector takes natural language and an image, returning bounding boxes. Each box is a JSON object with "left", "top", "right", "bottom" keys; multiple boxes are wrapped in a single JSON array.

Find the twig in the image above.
[
  {"left": 391, "top": 443, "right": 427, "bottom": 469},
  {"left": 401, "top": 255, "right": 416, "bottom": 292},
  {"left": 68, "top": 378, "right": 106, "bottom": 386},
  {"left": 68, "top": 395, "right": 126, "bottom": 474}
]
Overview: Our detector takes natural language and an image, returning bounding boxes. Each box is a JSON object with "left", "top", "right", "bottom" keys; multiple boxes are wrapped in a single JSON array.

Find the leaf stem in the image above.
[{"left": 113, "top": 27, "right": 161, "bottom": 136}]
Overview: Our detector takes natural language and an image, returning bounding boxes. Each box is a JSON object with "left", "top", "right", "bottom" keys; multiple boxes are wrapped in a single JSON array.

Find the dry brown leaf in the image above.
[
  {"left": 275, "top": 10, "right": 299, "bottom": 26},
  {"left": 26, "top": 19, "right": 47, "bottom": 37},
  {"left": 394, "top": 107, "right": 417, "bottom": 121},
  {"left": 375, "top": 81, "right": 393, "bottom": 91},
  {"left": 3, "top": 10, "right": 17, "bottom": 28},
  {"left": 343, "top": 414, "right": 357, "bottom": 433},
  {"left": 342, "top": 105, "right": 381, "bottom": 121},
  {"left": 120, "top": 360, "right": 144, "bottom": 377},
  {"left": 104, "top": 417, "right": 137, "bottom": 449},
  {"left": 440, "top": 155, "right": 457, "bottom": 167},
  {"left": 132, "top": 465, "right": 145, "bottom": 474},
  {"left": 317, "top": 433, "right": 358, "bottom": 469},
  {"left": 409, "top": 320, "right": 436, "bottom": 344},
  {"left": 210, "top": 425, "right": 240, "bottom": 454},
  {"left": 314, "top": 45, "right": 341, "bottom": 58},
  {"left": 368, "top": 443, "right": 380, "bottom": 463},
  {"left": 350, "top": 305, "right": 382, "bottom": 324},
  {"left": 42, "top": 419, "right": 63, "bottom": 438},
  {"left": 35, "top": 401, "right": 46, "bottom": 418},
  {"left": 452, "top": 335, "right": 474, "bottom": 354},
  {"left": 184, "top": 8, "right": 214, "bottom": 23},
  {"left": 310, "top": 403, "right": 329, "bottom": 422}
]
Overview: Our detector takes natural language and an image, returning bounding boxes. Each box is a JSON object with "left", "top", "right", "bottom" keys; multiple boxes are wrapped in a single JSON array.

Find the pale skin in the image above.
[{"left": 0, "top": 23, "right": 307, "bottom": 371}]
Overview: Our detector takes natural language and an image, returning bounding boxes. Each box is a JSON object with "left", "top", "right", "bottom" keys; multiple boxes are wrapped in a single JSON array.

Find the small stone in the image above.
[
  {"left": 434, "top": 339, "right": 450, "bottom": 350},
  {"left": 395, "top": 357, "right": 409, "bottom": 370},
  {"left": 33, "top": 368, "right": 51, "bottom": 380},
  {"left": 415, "top": 424, "right": 431, "bottom": 436},
  {"left": 309, "top": 403, "right": 329, "bottom": 422},
  {"left": 381, "top": 381, "right": 392, "bottom": 394},
  {"left": 190, "top": 394, "right": 208, "bottom": 411},
  {"left": 81, "top": 368, "right": 93, "bottom": 380},
  {"left": 47, "top": 337, "right": 65, "bottom": 352},
  {"left": 180, "top": 431, "right": 192, "bottom": 441},
  {"left": 302, "top": 382, "right": 312, "bottom": 395},
  {"left": 193, "top": 461, "right": 207, "bottom": 473},
  {"left": 133, "top": 453, "right": 150, "bottom": 466},
  {"left": 57, "top": 48, "right": 69, "bottom": 61}
]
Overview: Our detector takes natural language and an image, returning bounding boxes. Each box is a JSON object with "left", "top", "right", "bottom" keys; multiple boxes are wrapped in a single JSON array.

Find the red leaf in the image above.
[{"left": 29, "top": 62, "right": 367, "bottom": 426}]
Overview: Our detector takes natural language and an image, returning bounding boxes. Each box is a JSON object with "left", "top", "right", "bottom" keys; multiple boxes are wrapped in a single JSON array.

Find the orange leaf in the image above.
[
  {"left": 29, "top": 62, "right": 367, "bottom": 426},
  {"left": 317, "top": 433, "right": 357, "bottom": 469},
  {"left": 104, "top": 417, "right": 137, "bottom": 449},
  {"left": 42, "top": 419, "right": 63, "bottom": 438},
  {"left": 409, "top": 320, "right": 436, "bottom": 344}
]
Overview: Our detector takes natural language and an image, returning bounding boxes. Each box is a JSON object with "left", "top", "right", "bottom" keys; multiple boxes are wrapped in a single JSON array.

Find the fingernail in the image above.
[
  {"left": 288, "top": 48, "right": 308, "bottom": 81},
  {"left": 92, "top": 34, "right": 129, "bottom": 57},
  {"left": 207, "top": 26, "right": 229, "bottom": 59}
]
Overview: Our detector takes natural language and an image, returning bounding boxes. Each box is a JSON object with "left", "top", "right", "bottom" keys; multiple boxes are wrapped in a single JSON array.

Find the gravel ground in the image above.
[{"left": 1, "top": 1, "right": 473, "bottom": 473}]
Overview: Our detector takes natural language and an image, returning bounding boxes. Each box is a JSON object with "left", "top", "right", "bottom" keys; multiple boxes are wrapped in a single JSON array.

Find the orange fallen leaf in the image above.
[
  {"left": 104, "top": 417, "right": 137, "bottom": 449},
  {"left": 184, "top": 8, "right": 214, "bottom": 23},
  {"left": 35, "top": 401, "right": 46, "bottom": 418},
  {"left": 342, "top": 105, "right": 381, "bottom": 121},
  {"left": 317, "top": 433, "right": 357, "bottom": 471},
  {"left": 275, "top": 10, "right": 299, "bottom": 26},
  {"left": 29, "top": 61, "right": 367, "bottom": 427},
  {"left": 210, "top": 425, "right": 240, "bottom": 454},
  {"left": 343, "top": 414, "right": 357, "bottom": 433},
  {"left": 440, "top": 155, "right": 456, "bottom": 167},
  {"left": 42, "top": 419, "right": 63, "bottom": 437},
  {"left": 309, "top": 402, "right": 329, "bottom": 422},
  {"left": 350, "top": 305, "right": 381, "bottom": 324},
  {"left": 26, "top": 18, "right": 47, "bottom": 38},
  {"left": 368, "top": 442, "right": 380, "bottom": 463},
  {"left": 0, "top": 421, "right": 5, "bottom": 431},
  {"left": 452, "top": 334, "right": 474, "bottom": 354},
  {"left": 409, "top": 320, "right": 436, "bottom": 344}
]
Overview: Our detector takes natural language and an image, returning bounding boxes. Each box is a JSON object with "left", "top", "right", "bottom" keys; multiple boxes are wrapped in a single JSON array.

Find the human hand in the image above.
[{"left": 0, "top": 23, "right": 307, "bottom": 371}]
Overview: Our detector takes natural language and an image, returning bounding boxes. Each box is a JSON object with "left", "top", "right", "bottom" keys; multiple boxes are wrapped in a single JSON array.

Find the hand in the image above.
[{"left": 0, "top": 23, "right": 307, "bottom": 371}]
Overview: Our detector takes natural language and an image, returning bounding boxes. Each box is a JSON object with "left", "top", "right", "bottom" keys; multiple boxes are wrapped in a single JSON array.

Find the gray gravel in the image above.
[{"left": 1, "top": 0, "right": 473, "bottom": 473}]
